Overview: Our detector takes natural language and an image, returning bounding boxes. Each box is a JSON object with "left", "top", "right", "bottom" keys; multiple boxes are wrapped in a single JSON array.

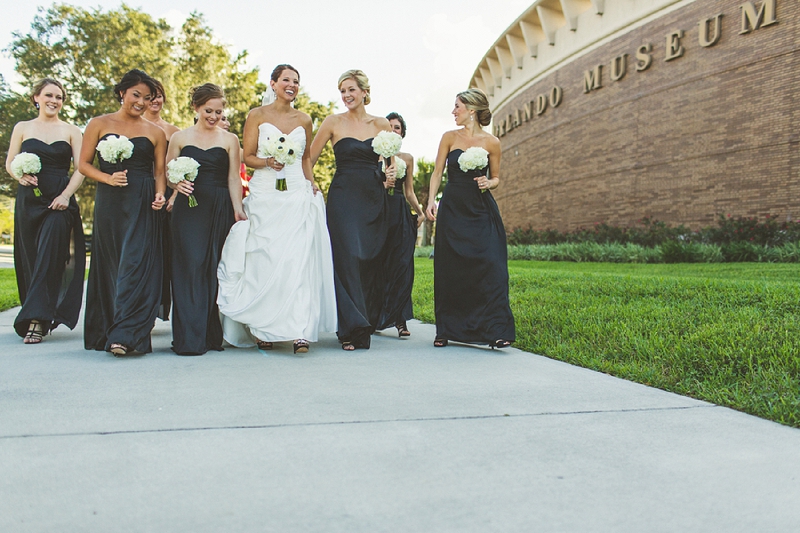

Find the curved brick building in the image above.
[{"left": 471, "top": 0, "right": 798, "bottom": 230}]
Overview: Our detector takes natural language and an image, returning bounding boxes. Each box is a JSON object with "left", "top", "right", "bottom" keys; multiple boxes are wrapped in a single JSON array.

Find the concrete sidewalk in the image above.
[{"left": 1, "top": 304, "right": 798, "bottom": 532}]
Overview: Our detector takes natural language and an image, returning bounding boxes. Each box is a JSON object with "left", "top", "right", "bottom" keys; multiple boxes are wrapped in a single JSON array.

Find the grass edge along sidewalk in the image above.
[{"left": 412, "top": 259, "right": 800, "bottom": 428}]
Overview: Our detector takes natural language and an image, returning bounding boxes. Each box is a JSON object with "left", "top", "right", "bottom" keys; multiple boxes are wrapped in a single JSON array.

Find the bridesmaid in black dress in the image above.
[
  {"left": 377, "top": 112, "right": 426, "bottom": 337},
  {"left": 309, "top": 69, "right": 397, "bottom": 350},
  {"left": 425, "top": 89, "right": 515, "bottom": 348},
  {"left": 144, "top": 79, "right": 180, "bottom": 322},
  {"left": 79, "top": 69, "right": 167, "bottom": 356},
  {"left": 5, "top": 78, "right": 85, "bottom": 344},
  {"left": 166, "top": 83, "right": 244, "bottom": 355}
]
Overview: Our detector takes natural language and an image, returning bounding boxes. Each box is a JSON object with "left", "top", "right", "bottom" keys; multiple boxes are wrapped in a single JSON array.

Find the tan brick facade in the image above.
[{"left": 493, "top": 0, "right": 799, "bottom": 231}]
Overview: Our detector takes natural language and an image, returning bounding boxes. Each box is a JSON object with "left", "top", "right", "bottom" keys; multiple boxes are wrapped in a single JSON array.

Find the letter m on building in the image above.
[
  {"left": 740, "top": 0, "right": 777, "bottom": 34},
  {"left": 583, "top": 65, "right": 602, "bottom": 94}
]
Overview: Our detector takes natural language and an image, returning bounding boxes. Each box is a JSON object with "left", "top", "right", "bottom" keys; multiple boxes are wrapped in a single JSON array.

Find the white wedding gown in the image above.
[{"left": 217, "top": 123, "right": 337, "bottom": 345}]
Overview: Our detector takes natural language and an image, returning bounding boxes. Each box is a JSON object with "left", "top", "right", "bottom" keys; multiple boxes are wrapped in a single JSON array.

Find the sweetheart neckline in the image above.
[
  {"left": 259, "top": 123, "right": 305, "bottom": 136},
  {"left": 182, "top": 145, "right": 227, "bottom": 153},
  {"left": 99, "top": 133, "right": 154, "bottom": 146},
  {"left": 22, "top": 138, "right": 71, "bottom": 147},
  {"left": 333, "top": 136, "right": 375, "bottom": 148}
]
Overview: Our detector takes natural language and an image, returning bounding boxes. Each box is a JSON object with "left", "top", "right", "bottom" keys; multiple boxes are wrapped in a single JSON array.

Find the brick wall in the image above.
[{"left": 494, "top": 0, "right": 799, "bottom": 231}]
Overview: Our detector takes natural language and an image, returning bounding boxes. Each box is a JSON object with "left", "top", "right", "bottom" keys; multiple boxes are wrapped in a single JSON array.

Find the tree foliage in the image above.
[
  {"left": 0, "top": 75, "right": 37, "bottom": 195},
  {"left": 414, "top": 157, "right": 436, "bottom": 246},
  {"left": 293, "top": 91, "right": 336, "bottom": 195}
]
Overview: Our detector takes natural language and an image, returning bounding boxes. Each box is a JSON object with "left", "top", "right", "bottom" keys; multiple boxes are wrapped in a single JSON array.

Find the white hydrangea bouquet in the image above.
[
  {"left": 257, "top": 134, "right": 300, "bottom": 191},
  {"left": 10, "top": 153, "right": 42, "bottom": 197},
  {"left": 372, "top": 131, "right": 403, "bottom": 195},
  {"left": 167, "top": 156, "right": 201, "bottom": 207},
  {"left": 458, "top": 147, "right": 490, "bottom": 193},
  {"left": 387, "top": 157, "right": 407, "bottom": 196},
  {"left": 96, "top": 135, "right": 134, "bottom": 170}
]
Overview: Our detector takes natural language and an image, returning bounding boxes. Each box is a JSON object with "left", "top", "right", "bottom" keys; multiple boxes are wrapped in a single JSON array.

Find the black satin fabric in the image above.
[
  {"left": 13, "top": 138, "right": 85, "bottom": 337},
  {"left": 170, "top": 146, "right": 234, "bottom": 355},
  {"left": 84, "top": 134, "right": 163, "bottom": 353},
  {"left": 433, "top": 150, "right": 515, "bottom": 344},
  {"left": 326, "top": 137, "right": 388, "bottom": 348},
  {"left": 158, "top": 141, "right": 172, "bottom": 321},
  {"left": 377, "top": 172, "right": 415, "bottom": 330}
]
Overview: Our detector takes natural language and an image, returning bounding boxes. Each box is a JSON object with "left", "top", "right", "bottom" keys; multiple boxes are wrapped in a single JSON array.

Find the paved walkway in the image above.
[{"left": 1, "top": 303, "right": 798, "bottom": 532}]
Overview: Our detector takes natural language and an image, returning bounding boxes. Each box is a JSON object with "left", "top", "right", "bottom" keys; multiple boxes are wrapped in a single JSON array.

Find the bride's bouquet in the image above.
[
  {"left": 97, "top": 135, "right": 134, "bottom": 170},
  {"left": 372, "top": 131, "right": 403, "bottom": 195},
  {"left": 10, "top": 153, "right": 42, "bottom": 197},
  {"left": 167, "top": 156, "right": 201, "bottom": 207},
  {"left": 458, "top": 147, "right": 490, "bottom": 193},
  {"left": 258, "top": 135, "right": 300, "bottom": 191}
]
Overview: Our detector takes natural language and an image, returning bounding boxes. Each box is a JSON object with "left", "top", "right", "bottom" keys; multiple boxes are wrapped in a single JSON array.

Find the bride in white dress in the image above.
[{"left": 217, "top": 64, "right": 336, "bottom": 353}]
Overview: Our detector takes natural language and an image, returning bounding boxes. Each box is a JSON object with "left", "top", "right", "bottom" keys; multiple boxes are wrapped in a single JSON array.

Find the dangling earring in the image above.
[
  {"left": 34, "top": 102, "right": 40, "bottom": 110},
  {"left": 470, "top": 114, "right": 474, "bottom": 122}
]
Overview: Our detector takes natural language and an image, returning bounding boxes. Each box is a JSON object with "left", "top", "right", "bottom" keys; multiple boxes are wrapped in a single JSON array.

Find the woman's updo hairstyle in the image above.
[
  {"left": 457, "top": 88, "right": 492, "bottom": 127},
  {"left": 190, "top": 83, "right": 226, "bottom": 108},
  {"left": 271, "top": 64, "right": 300, "bottom": 82},
  {"left": 338, "top": 69, "right": 371, "bottom": 105},
  {"left": 30, "top": 78, "right": 66, "bottom": 107},
  {"left": 386, "top": 112, "right": 407, "bottom": 138},
  {"left": 113, "top": 69, "right": 158, "bottom": 103}
]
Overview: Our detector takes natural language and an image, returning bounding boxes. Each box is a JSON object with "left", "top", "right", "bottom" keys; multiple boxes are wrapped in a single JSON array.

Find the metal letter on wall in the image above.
[
  {"left": 740, "top": 0, "right": 777, "bottom": 34},
  {"left": 583, "top": 65, "right": 603, "bottom": 93},
  {"left": 699, "top": 14, "right": 724, "bottom": 47},
  {"left": 636, "top": 43, "right": 653, "bottom": 71},
  {"left": 524, "top": 101, "right": 533, "bottom": 121},
  {"left": 665, "top": 30, "right": 685, "bottom": 61},
  {"left": 536, "top": 94, "right": 548, "bottom": 115},
  {"left": 549, "top": 86, "right": 563, "bottom": 108},
  {"left": 611, "top": 54, "right": 628, "bottom": 81}
]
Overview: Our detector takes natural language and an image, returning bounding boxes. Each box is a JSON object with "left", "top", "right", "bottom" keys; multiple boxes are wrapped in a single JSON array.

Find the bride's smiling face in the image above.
[
  {"left": 196, "top": 98, "right": 225, "bottom": 129},
  {"left": 339, "top": 79, "right": 366, "bottom": 110},
  {"left": 272, "top": 69, "right": 299, "bottom": 102}
]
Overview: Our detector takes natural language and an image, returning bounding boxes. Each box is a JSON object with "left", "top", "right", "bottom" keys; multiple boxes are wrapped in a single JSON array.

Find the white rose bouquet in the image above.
[
  {"left": 257, "top": 134, "right": 301, "bottom": 191},
  {"left": 96, "top": 135, "right": 135, "bottom": 169},
  {"left": 167, "top": 156, "right": 201, "bottom": 207},
  {"left": 10, "top": 153, "right": 42, "bottom": 197},
  {"left": 383, "top": 156, "right": 407, "bottom": 196},
  {"left": 372, "top": 131, "right": 403, "bottom": 195},
  {"left": 458, "top": 147, "right": 490, "bottom": 193}
]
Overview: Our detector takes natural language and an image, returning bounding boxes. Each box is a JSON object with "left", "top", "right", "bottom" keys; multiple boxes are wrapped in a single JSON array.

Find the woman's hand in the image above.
[
  {"left": 266, "top": 157, "right": 284, "bottom": 171},
  {"left": 311, "top": 181, "right": 320, "bottom": 196},
  {"left": 234, "top": 207, "right": 248, "bottom": 222},
  {"left": 416, "top": 213, "right": 426, "bottom": 227},
  {"left": 18, "top": 173, "right": 38, "bottom": 187},
  {"left": 426, "top": 201, "right": 437, "bottom": 221},
  {"left": 175, "top": 179, "right": 194, "bottom": 197},
  {"left": 49, "top": 193, "right": 69, "bottom": 211},
  {"left": 474, "top": 175, "right": 496, "bottom": 191},
  {"left": 106, "top": 170, "right": 128, "bottom": 187},
  {"left": 152, "top": 192, "right": 166, "bottom": 211}
]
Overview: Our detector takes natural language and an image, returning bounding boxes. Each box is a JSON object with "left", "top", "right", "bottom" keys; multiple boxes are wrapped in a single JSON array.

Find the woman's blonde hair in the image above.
[
  {"left": 338, "top": 69, "right": 371, "bottom": 105},
  {"left": 457, "top": 88, "right": 492, "bottom": 127}
]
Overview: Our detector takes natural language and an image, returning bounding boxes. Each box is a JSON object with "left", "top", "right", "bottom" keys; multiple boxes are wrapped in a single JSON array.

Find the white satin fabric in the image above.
[{"left": 217, "top": 123, "right": 337, "bottom": 345}]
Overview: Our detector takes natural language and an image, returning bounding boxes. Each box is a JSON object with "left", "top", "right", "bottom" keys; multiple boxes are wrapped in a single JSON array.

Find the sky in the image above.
[{"left": 0, "top": 0, "right": 531, "bottom": 161}]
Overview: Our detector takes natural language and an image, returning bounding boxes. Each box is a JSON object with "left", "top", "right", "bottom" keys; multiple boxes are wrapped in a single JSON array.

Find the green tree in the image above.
[
  {"left": 414, "top": 157, "right": 436, "bottom": 246},
  {"left": 293, "top": 90, "right": 336, "bottom": 195},
  {"left": 0, "top": 75, "right": 37, "bottom": 196}
]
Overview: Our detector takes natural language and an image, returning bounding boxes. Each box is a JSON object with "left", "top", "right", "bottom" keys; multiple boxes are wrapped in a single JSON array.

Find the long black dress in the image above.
[
  {"left": 84, "top": 135, "right": 163, "bottom": 353},
  {"left": 13, "top": 139, "right": 85, "bottom": 337},
  {"left": 170, "top": 146, "right": 234, "bottom": 355},
  {"left": 433, "top": 149, "right": 515, "bottom": 344},
  {"left": 377, "top": 170, "right": 415, "bottom": 331},
  {"left": 326, "top": 137, "right": 388, "bottom": 348}
]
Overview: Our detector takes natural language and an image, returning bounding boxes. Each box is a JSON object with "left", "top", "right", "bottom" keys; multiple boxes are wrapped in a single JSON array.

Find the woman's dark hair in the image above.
[
  {"left": 386, "top": 112, "right": 407, "bottom": 138},
  {"left": 113, "top": 69, "right": 158, "bottom": 103},
  {"left": 190, "top": 83, "right": 226, "bottom": 108},
  {"left": 30, "top": 78, "right": 66, "bottom": 107},
  {"left": 151, "top": 78, "right": 167, "bottom": 102},
  {"left": 271, "top": 64, "right": 300, "bottom": 82}
]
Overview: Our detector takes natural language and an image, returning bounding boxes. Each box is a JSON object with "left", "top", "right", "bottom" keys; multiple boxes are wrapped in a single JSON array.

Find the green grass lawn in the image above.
[
  {"left": 413, "top": 259, "right": 800, "bottom": 428},
  {"left": 0, "top": 269, "right": 18, "bottom": 312}
]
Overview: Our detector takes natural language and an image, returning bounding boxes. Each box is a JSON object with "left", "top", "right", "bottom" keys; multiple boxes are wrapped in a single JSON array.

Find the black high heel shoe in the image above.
[
  {"left": 433, "top": 338, "right": 448, "bottom": 347},
  {"left": 396, "top": 322, "right": 411, "bottom": 337},
  {"left": 490, "top": 339, "right": 511, "bottom": 349},
  {"left": 293, "top": 339, "right": 309, "bottom": 354}
]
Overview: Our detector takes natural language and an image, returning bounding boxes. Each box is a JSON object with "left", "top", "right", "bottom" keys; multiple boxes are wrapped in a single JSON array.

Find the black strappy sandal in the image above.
[
  {"left": 490, "top": 339, "right": 512, "bottom": 349},
  {"left": 341, "top": 342, "right": 355, "bottom": 351},
  {"left": 110, "top": 343, "right": 129, "bottom": 356},
  {"left": 256, "top": 340, "right": 273, "bottom": 350},
  {"left": 433, "top": 338, "right": 448, "bottom": 347},
  {"left": 293, "top": 339, "right": 309, "bottom": 354},
  {"left": 396, "top": 322, "right": 411, "bottom": 337},
  {"left": 23, "top": 320, "right": 44, "bottom": 345}
]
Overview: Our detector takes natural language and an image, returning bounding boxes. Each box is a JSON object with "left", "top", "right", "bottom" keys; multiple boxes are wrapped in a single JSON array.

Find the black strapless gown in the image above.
[
  {"left": 13, "top": 139, "right": 85, "bottom": 337},
  {"left": 84, "top": 135, "right": 163, "bottom": 353},
  {"left": 433, "top": 150, "right": 515, "bottom": 344},
  {"left": 170, "top": 146, "right": 235, "bottom": 355},
  {"left": 377, "top": 173, "right": 415, "bottom": 330},
  {"left": 327, "top": 138, "right": 389, "bottom": 348}
]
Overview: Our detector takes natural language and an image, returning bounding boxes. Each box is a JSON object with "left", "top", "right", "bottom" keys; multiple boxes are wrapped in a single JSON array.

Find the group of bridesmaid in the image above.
[{"left": 6, "top": 65, "right": 515, "bottom": 355}]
